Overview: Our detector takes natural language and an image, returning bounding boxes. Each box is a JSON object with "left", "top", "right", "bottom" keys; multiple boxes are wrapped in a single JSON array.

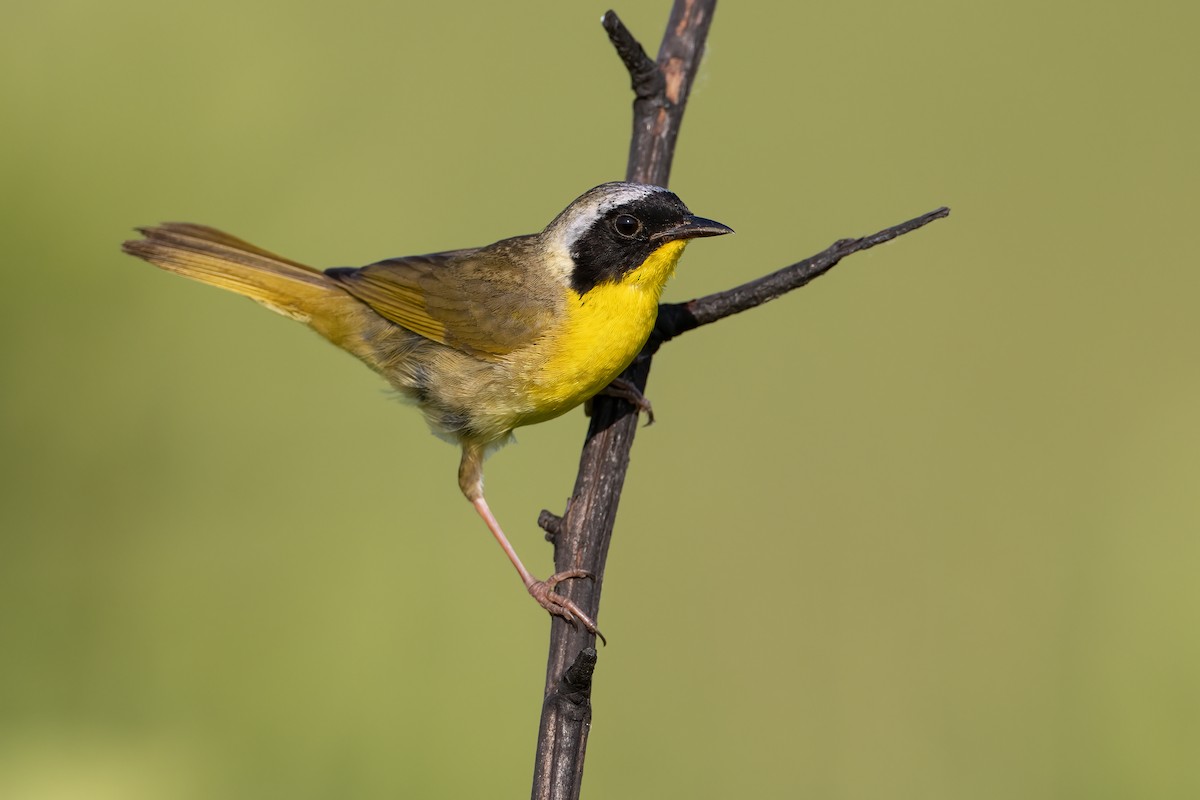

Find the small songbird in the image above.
[{"left": 123, "top": 182, "right": 732, "bottom": 639}]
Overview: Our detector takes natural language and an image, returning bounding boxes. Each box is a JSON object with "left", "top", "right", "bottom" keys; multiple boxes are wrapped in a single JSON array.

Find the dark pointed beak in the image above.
[{"left": 652, "top": 215, "right": 734, "bottom": 242}]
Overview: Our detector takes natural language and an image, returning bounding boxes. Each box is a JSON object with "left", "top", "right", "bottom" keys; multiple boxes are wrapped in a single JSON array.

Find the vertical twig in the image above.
[{"left": 531, "top": 4, "right": 718, "bottom": 799}]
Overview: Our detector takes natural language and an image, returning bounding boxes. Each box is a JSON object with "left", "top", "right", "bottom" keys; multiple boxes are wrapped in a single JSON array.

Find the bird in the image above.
[{"left": 123, "top": 182, "right": 732, "bottom": 640}]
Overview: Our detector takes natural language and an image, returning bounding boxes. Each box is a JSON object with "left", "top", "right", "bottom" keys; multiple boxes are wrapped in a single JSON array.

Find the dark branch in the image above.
[
  {"left": 532, "top": 5, "right": 717, "bottom": 799},
  {"left": 536, "top": 2, "right": 716, "bottom": 668},
  {"left": 531, "top": 4, "right": 948, "bottom": 799},
  {"left": 649, "top": 206, "right": 951, "bottom": 352},
  {"left": 610, "top": 3, "right": 717, "bottom": 186},
  {"left": 532, "top": 648, "right": 597, "bottom": 800},
  {"left": 602, "top": 11, "right": 660, "bottom": 100}
]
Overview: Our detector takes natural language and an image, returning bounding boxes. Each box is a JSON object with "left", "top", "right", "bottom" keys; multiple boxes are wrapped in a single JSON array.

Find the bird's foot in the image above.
[
  {"left": 527, "top": 570, "right": 606, "bottom": 645},
  {"left": 601, "top": 377, "right": 655, "bottom": 426}
]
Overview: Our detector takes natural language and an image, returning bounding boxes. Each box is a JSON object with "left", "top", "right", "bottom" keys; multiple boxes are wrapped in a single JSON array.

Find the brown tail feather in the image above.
[{"left": 123, "top": 224, "right": 341, "bottom": 324}]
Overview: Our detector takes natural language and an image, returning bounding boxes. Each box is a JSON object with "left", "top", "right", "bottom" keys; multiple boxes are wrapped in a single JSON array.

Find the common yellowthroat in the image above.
[{"left": 123, "top": 182, "right": 731, "bottom": 638}]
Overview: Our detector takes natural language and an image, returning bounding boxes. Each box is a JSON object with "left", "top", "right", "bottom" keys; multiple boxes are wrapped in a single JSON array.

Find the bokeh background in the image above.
[{"left": 3, "top": 1, "right": 1197, "bottom": 797}]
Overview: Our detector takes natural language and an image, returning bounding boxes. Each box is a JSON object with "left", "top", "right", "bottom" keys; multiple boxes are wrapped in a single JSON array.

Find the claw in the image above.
[
  {"left": 528, "top": 571, "right": 606, "bottom": 645},
  {"left": 601, "top": 377, "right": 655, "bottom": 426}
]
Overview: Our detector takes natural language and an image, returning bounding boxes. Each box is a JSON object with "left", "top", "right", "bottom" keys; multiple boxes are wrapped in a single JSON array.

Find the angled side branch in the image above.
[
  {"left": 650, "top": 206, "right": 951, "bottom": 352},
  {"left": 602, "top": 11, "right": 660, "bottom": 101}
]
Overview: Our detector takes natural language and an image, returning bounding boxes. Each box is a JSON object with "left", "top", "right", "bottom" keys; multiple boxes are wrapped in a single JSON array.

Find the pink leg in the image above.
[{"left": 472, "top": 496, "right": 604, "bottom": 644}]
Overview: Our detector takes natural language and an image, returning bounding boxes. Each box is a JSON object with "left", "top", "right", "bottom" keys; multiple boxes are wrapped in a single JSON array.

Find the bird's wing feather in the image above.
[{"left": 325, "top": 237, "right": 560, "bottom": 357}]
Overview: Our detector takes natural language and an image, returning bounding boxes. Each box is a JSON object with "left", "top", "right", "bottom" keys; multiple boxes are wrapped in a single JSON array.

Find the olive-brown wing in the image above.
[{"left": 325, "top": 237, "right": 561, "bottom": 358}]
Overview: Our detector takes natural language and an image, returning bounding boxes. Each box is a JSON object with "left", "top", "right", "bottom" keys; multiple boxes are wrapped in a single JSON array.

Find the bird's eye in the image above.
[{"left": 613, "top": 214, "right": 642, "bottom": 238}]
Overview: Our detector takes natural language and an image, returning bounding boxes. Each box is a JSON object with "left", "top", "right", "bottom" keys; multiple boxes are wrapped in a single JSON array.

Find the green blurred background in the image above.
[{"left": 2, "top": 1, "right": 1197, "bottom": 797}]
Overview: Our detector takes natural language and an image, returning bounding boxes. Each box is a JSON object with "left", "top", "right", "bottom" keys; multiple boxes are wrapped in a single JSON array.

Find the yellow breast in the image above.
[{"left": 519, "top": 239, "right": 688, "bottom": 422}]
